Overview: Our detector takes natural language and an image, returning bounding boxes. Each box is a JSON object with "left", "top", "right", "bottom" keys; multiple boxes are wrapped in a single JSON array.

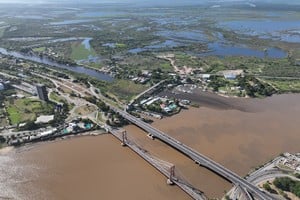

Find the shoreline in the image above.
[{"left": 0, "top": 146, "right": 14, "bottom": 155}]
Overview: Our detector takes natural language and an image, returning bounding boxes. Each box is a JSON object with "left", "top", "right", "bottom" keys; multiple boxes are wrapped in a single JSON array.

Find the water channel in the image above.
[{"left": 0, "top": 47, "right": 113, "bottom": 82}]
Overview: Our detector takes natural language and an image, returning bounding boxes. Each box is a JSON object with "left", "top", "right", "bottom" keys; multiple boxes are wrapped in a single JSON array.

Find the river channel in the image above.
[
  {"left": 0, "top": 47, "right": 113, "bottom": 82},
  {"left": 1, "top": 93, "right": 299, "bottom": 199}
]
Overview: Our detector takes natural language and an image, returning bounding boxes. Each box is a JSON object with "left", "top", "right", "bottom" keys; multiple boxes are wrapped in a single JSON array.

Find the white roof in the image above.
[{"left": 35, "top": 115, "right": 54, "bottom": 123}]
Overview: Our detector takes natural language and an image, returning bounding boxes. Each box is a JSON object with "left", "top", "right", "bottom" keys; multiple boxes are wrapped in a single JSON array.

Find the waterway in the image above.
[
  {"left": 0, "top": 136, "right": 190, "bottom": 200},
  {"left": 219, "top": 20, "right": 300, "bottom": 43},
  {"left": 202, "top": 43, "right": 286, "bottom": 58},
  {"left": 0, "top": 47, "right": 113, "bottom": 82},
  {"left": 1, "top": 93, "right": 299, "bottom": 199}
]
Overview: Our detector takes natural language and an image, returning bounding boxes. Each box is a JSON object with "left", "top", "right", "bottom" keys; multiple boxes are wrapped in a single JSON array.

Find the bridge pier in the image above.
[
  {"left": 147, "top": 133, "right": 154, "bottom": 140},
  {"left": 121, "top": 131, "right": 127, "bottom": 146},
  {"left": 167, "top": 165, "right": 175, "bottom": 185}
]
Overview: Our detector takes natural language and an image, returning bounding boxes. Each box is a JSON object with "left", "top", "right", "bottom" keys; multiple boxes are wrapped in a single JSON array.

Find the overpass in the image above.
[{"left": 110, "top": 107, "right": 276, "bottom": 200}]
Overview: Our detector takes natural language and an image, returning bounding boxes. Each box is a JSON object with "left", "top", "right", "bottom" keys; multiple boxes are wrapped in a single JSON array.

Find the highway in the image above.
[{"left": 110, "top": 107, "right": 275, "bottom": 200}]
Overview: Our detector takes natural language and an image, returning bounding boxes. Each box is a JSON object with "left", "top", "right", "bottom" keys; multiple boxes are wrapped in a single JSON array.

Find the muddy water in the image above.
[
  {"left": 1, "top": 93, "right": 300, "bottom": 199},
  {"left": 152, "top": 93, "right": 300, "bottom": 175},
  {"left": 0, "top": 136, "right": 190, "bottom": 200},
  {"left": 122, "top": 93, "right": 300, "bottom": 198}
]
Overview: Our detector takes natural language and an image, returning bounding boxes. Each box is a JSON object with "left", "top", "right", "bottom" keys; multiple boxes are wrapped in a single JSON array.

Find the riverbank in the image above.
[{"left": 0, "top": 146, "right": 13, "bottom": 154}]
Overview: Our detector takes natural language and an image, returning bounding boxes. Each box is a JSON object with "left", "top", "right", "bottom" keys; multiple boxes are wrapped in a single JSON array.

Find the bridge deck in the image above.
[
  {"left": 110, "top": 129, "right": 207, "bottom": 200},
  {"left": 111, "top": 107, "right": 275, "bottom": 200}
]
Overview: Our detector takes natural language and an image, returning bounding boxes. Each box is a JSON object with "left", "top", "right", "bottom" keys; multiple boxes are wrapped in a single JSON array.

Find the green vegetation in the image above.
[
  {"left": 0, "top": 3, "right": 299, "bottom": 102},
  {"left": 49, "top": 91, "right": 74, "bottom": 110},
  {"left": 174, "top": 53, "right": 205, "bottom": 69},
  {"left": 33, "top": 46, "right": 46, "bottom": 52},
  {"left": 263, "top": 183, "right": 278, "bottom": 194},
  {"left": 49, "top": 91, "right": 64, "bottom": 103},
  {"left": 70, "top": 41, "right": 96, "bottom": 61},
  {"left": 263, "top": 79, "right": 300, "bottom": 93},
  {"left": 261, "top": 59, "right": 300, "bottom": 78},
  {"left": 273, "top": 177, "right": 300, "bottom": 197},
  {"left": 5, "top": 98, "right": 54, "bottom": 125},
  {"left": 107, "top": 79, "right": 147, "bottom": 101},
  {"left": 115, "top": 43, "right": 127, "bottom": 48},
  {"left": 238, "top": 76, "right": 276, "bottom": 97}
]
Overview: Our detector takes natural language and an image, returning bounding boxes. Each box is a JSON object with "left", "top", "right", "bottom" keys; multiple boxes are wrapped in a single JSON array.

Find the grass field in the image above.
[
  {"left": 33, "top": 46, "right": 46, "bottom": 52},
  {"left": 70, "top": 41, "right": 97, "bottom": 61},
  {"left": 265, "top": 79, "right": 300, "bottom": 93},
  {"left": 108, "top": 79, "right": 148, "bottom": 101},
  {"left": 49, "top": 91, "right": 64, "bottom": 103},
  {"left": 74, "top": 105, "right": 96, "bottom": 116},
  {"left": 5, "top": 98, "right": 54, "bottom": 125}
]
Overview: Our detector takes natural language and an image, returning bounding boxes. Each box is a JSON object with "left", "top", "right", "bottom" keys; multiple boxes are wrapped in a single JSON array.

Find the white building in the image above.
[{"left": 0, "top": 83, "right": 4, "bottom": 91}]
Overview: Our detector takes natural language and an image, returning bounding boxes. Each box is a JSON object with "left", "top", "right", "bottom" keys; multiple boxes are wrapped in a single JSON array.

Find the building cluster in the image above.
[
  {"left": 174, "top": 84, "right": 197, "bottom": 94},
  {"left": 3, "top": 119, "right": 95, "bottom": 146},
  {"left": 138, "top": 95, "right": 190, "bottom": 115},
  {"left": 197, "top": 69, "right": 244, "bottom": 80},
  {"left": 140, "top": 96, "right": 178, "bottom": 113},
  {"left": 130, "top": 70, "right": 152, "bottom": 84},
  {"left": 277, "top": 153, "right": 300, "bottom": 172},
  {"left": 7, "top": 127, "right": 58, "bottom": 146},
  {"left": 63, "top": 120, "right": 94, "bottom": 134}
]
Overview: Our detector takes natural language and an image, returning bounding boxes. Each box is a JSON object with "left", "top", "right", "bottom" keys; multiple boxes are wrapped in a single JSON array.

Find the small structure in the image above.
[
  {"left": 0, "top": 83, "right": 4, "bottom": 91},
  {"left": 224, "top": 74, "right": 237, "bottom": 80},
  {"left": 36, "top": 84, "right": 48, "bottom": 101},
  {"left": 221, "top": 70, "right": 244, "bottom": 80},
  {"left": 35, "top": 115, "right": 54, "bottom": 124},
  {"left": 202, "top": 74, "right": 211, "bottom": 79}
]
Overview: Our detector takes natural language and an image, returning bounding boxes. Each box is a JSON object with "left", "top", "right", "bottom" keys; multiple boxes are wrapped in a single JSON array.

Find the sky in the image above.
[{"left": 0, "top": 0, "right": 299, "bottom": 4}]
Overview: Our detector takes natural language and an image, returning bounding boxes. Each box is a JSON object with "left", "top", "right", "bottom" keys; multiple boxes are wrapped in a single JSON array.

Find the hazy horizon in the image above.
[{"left": 0, "top": 0, "right": 300, "bottom": 5}]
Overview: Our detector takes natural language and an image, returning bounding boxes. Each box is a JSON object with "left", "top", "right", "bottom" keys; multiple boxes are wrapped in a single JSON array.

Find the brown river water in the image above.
[{"left": 1, "top": 93, "right": 300, "bottom": 199}]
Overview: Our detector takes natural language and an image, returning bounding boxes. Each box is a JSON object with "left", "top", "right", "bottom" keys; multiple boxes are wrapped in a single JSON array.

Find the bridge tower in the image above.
[
  {"left": 121, "top": 131, "right": 128, "bottom": 146},
  {"left": 167, "top": 165, "right": 175, "bottom": 185}
]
